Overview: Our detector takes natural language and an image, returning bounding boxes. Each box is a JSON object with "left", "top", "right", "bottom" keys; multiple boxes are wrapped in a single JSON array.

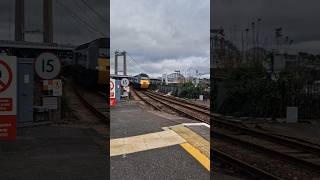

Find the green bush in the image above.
[
  {"left": 179, "top": 81, "right": 208, "bottom": 99},
  {"left": 216, "top": 64, "right": 317, "bottom": 118}
]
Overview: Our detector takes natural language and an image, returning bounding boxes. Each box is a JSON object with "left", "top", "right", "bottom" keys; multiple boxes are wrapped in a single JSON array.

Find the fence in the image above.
[
  {"left": 152, "top": 84, "right": 210, "bottom": 100},
  {"left": 215, "top": 80, "right": 320, "bottom": 120},
  {"left": 281, "top": 81, "right": 320, "bottom": 119}
]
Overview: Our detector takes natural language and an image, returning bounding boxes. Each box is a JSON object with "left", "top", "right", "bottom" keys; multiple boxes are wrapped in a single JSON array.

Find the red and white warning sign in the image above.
[
  {"left": 0, "top": 98, "right": 13, "bottom": 111},
  {"left": 43, "top": 79, "right": 62, "bottom": 96},
  {"left": 110, "top": 78, "right": 115, "bottom": 98},
  {"left": 110, "top": 78, "right": 116, "bottom": 106},
  {"left": 0, "top": 56, "right": 17, "bottom": 140}
]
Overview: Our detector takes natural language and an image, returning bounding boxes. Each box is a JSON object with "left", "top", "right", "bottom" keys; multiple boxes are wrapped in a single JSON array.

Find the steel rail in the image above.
[
  {"left": 72, "top": 85, "right": 108, "bottom": 124},
  {"left": 213, "top": 117, "right": 320, "bottom": 157},
  {"left": 212, "top": 148, "right": 282, "bottom": 180},
  {"left": 145, "top": 91, "right": 210, "bottom": 115},
  {"left": 132, "top": 89, "right": 163, "bottom": 111},
  {"left": 147, "top": 90, "right": 210, "bottom": 110},
  {"left": 213, "top": 130, "right": 320, "bottom": 172},
  {"left": 141, "top": 91, "right": 210, "bottom": 124}
]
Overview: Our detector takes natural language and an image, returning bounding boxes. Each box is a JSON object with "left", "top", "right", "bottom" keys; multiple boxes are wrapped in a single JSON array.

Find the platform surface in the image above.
[
  {"left": 0, "top": 126, "right": 107, "bottom": 180},
  {"left": 110, "top": 100, "right": 210, "bottom": 180}
]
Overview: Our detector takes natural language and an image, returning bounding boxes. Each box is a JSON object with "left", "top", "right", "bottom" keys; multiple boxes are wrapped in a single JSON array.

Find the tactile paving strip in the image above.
[{"left": 110, "top": 130, "right": 186, "bottom": 157}]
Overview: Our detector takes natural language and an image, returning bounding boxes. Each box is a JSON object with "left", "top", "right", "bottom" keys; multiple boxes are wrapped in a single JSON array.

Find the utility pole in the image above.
[
  {"left": 245, "top": 28, "right": 249, "bottom": 62},
  {"left": 251, "top": 22, "right": 255, "bottom": 62},
  {"left": 275, "top": 27, "right": 283, "bottom": 53},
  {"left": 241, "top": 31, "right": 244, "bottom": 62},
  {"left": 256, "top": 18, "right": 261, "bottom": 61}
]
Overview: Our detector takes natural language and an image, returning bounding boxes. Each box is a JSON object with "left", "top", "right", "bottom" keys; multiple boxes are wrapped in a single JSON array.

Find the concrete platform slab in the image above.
[
  {"left": 111, "top": 145, "right": 209, "bottom": 180},
  {"left": 211, "top": 174, "right": 244, "bottom": 180},
  {"left": 0, "top": 126, "right": 107, "bottom": 180},
  {"left": 110, "top": 100, "right": 210, "bottom": 179},
  {"left": 111, "top": 101, "right": 199, "bottom": 139}
]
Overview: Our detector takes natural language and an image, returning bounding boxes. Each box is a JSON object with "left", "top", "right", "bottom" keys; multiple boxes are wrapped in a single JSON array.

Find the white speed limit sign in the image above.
[
  {"left": 121, "top": 78, "right": 129, "bottom": 87},
  {"left": 35, "top": 53, "right": 61, "bottom": 79}
]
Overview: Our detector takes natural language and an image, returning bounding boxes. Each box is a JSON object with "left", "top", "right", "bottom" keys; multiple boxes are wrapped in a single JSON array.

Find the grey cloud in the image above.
[
  {"left": 0, "top": 0, "right": 108, "bottom": 45},
  {"left": 111, "top": 0, "right": 210, "bottom": 77},
  {"left": 213, "top": 0, "right": 320, "bottom": 53}
]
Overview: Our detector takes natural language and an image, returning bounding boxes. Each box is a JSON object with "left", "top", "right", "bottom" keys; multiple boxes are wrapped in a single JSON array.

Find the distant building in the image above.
[
  {"left": 150, "top": 77, "right": 162, "bottom": 85},
  {"left": 199, "top": 78, "right": 210, "bottom": 86},
  {"left": 268, "top": 53, "right": 298, "bottom": 73},
  {"left": 162, "top": 71, "right": 185, "bottom": 84},
  {"left": 265, "top": 52, "right": 320, "bottom": 73},
  {"left": 161, "top": 74, "right": 167, "bottom": 84}
]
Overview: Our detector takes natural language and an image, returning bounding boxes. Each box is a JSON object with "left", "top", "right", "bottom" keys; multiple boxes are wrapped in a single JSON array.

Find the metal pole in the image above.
[
  {"left": 115, "top": 52, "right": 118, "bottom": 75},
  {"left": 123, "top": 51, "right": 127, "bottom": 76},
  {"left": 15, "top": 0, "right": 24, "bottom": 41},
  {"left": 43, "top": 0, "right": 53, "bottom": 43}
]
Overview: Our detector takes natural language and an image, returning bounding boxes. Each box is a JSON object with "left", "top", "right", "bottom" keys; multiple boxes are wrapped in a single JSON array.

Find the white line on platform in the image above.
[{"left": 182, "top": 123, "right": 210, "bottom": 128}]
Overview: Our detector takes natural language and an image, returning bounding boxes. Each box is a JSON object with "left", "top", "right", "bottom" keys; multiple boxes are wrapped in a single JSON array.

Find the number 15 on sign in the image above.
[{"left": 35, "top": 53, "right": 61, "bottom": 79}]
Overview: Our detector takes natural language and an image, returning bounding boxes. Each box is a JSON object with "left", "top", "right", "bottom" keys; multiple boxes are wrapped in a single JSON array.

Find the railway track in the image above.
[
  {"left": 61, "top": 80, "right": 108, "bottom": 141},
  {"left": 138, "top": 90, "right": 210, "bottom": 124},
  {"left": 212, "top": 148, "right": 281, "bottom": 180},
  {"left": 149, "top": 91, "right": 210, "bottom": 111},
  {"left": 72, "top": 84, "right": 108, "bottom": 124},
  {"left": 213, "top": 127, "right": 320, "bottom": 179},
  {"left": 132, "top": 88, "right": 178, "bottom": 115},
  {"left": 215, "top": 115, "right": 320, "bottom": 178},
  {"left": 139, "top": 89, "right": 320, "bottom": 179}
]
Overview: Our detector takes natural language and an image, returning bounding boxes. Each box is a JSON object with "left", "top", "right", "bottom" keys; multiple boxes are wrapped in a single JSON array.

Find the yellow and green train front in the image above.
[{"left": 139, "top": 79, "right": 150, "bottom": 89}]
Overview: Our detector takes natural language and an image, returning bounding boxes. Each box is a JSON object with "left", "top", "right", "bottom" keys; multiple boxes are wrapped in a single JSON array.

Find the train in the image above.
[
  {"left": 73, "top": 38, "right": 109, "bottom": 90},
  {"left": 130, "top": 73, "right": 150, "bottom": 89}
]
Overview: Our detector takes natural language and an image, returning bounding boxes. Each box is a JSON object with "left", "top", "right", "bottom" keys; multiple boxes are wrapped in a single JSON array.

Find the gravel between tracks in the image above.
[{"left": 213, "top": 138, "right": 319, "bottom": 180}]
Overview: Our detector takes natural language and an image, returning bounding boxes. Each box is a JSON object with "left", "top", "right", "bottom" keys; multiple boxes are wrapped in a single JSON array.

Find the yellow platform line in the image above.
[{"left": 180, "top": 143, "right": 210, "bottom": 171}]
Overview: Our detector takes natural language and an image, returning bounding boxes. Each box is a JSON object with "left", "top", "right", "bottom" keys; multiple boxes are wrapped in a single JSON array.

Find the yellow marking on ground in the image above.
[
  {"left": 180, "top": 143, "right": 210, "bottom": 171},
  {"left": 171, "top": 126, "right": 210, "bottom": 158},
  {"left": 110, "top": 130, "right": 186, "bottom": 157}
]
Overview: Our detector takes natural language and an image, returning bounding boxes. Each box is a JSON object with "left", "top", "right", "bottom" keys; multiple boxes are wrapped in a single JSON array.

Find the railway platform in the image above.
[
  {"left": 110, "top": 100, "right": 210, "bottom": 179},
  {"left": 0, "top": 125, "right": 107, "bottom": 180}
]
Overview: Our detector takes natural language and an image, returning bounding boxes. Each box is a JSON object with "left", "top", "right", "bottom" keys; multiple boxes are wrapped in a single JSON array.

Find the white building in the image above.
[
  {"left": 265, "top": 53, "right": 320, "bottom": 73},
  {"left": 162, "top": 71, "right": 185, "bottom": 84}
]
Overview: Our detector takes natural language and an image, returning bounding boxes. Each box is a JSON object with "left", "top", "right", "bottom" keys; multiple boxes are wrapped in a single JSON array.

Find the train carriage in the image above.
[{"left": 73, "top": 38, "right": 109, "bottom": 90}]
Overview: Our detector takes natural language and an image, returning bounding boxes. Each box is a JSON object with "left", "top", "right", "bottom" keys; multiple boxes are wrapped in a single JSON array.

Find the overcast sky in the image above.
[
  {"left": 213, "top": 0, "right": 320, "bottom": 54},
  {"left": 111, "top": 0, "right": 210, "bottom": 78},
  {"left": 0, "top": 0, "right": 108, "bottom": 45}
]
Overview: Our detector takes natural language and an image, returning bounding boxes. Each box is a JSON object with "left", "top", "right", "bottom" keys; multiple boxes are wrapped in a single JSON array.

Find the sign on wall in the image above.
[
  {"left": 121, "top": 78, "right": 129, "bottom": 87},
  {"left": 0, "top": 56, "right": 17, "bottom": 140},
  {"left": 110, "top": 78, "right": 115, "bottom": 98},
  {"left": 35, "top": 53, "right": 61, "bottom": 79},
  {"left": 110, "top": 78, "right": 116, "bottom": 106},
  {"left": 123, "top": 86, "right": 130, "bottom": 92},
  {"left": 43, "top": 79, "right": 62, "bottom": 96},
  {"left": 43, "top": 97, "right": 58, "bottom": 110}
]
